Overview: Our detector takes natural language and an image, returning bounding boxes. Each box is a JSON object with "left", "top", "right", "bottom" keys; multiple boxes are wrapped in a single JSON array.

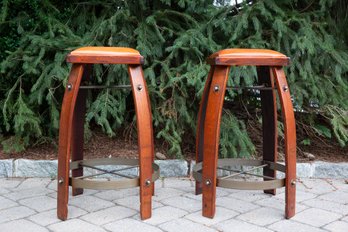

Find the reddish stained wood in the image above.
[
  {"left": 128, "top": 64, "right": 154, "bottom": 220},
  {"left": 57, "top": 64, "right": 85, "bottom": 220},
  {"left": 195, "top": 67, "right": 215, "bottom": 195},
  {"left": 67, "top": 47, "right": 144, "bottom": 64},
  {"left": 202, "top": 65, "right": 230, "bottom": 218},
  {"left": 272, "top": 66, "right": 297, "bottom": 219},
  {"left": 58, "top": 47, "right": 155, "bottom": 220},
  {"left": 71, "top": 65, "right": 91, "bottom": 196},
  {"left": 197, "top": 48, "right": 296, "bottom": 220},
  {"left": 207, "top": 49, "right": 290, "bottom": 66},
  {"left": 257, "top": 66, "right": 278, "bottom": 195}
]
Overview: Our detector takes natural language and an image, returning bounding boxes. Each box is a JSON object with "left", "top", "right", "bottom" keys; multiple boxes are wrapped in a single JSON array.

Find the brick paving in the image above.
[{"left": 0, "top": 177, "right": 348, "bottom": 232}]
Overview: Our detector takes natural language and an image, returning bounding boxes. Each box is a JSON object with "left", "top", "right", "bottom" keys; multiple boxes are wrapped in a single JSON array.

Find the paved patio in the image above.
[{"left": 0, "top": 177, "right": 348, "bottom": 231}]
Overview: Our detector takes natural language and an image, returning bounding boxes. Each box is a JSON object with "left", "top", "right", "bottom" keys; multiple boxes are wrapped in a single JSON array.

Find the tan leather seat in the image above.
[
  {"left": 207, "top": 49, "right": 289, "bottom": 66},
  {"left": 67, "top": 47, "right": 144, "bottom": 64}
]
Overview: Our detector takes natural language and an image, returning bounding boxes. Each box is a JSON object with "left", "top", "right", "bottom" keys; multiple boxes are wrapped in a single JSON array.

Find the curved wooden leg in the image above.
[
  {"left": 71, "top": 64, "right": 91, "bottom": 196},
  {"left": 202, "top": 66, "right": 230, "bottom": 218},
  {"left": 57, "top": 64, "right": 85, "bottom": 220},
  {"left": 257, "top": 66, "right": 278, "bottom": 195},
  {"left": 272, "top": 67, "right": 296, "bottom": 219},
  {"left": 195, "top": 67, "right": 215, "bottom": 195},
  {"left": 128, "top": 64, "right": 154, "bottom": 220}
]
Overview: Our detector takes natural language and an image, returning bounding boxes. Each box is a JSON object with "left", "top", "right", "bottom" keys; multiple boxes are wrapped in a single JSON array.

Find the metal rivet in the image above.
[
  {"left": 67, "top": 84, "right": 72, "bottom": 91},
  {"left": 205, "top": 179, "right": 211, "bottom": 186},
  {"left": 283, "top": 85, "right": 288, "bottom": 92},
  {"left": 58, "top": 178, "right": 64, "bottom": 184},
  {"left": 213, "top": 85, "right": 220, "bottom": 92},
  {"left": 291, "top": 179, "right": 296, "bottom": 186},
  {"left": 145, "top": 179, "right": 151, "bottom": 186},
  {"left": 137, "top": 85, "right": 143, "bottom": 91}
]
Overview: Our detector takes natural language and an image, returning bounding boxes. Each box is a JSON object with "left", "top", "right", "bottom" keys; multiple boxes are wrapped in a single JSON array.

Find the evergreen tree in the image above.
[{"left": 0, "top": 0, "right": 347, "bottom": 156}]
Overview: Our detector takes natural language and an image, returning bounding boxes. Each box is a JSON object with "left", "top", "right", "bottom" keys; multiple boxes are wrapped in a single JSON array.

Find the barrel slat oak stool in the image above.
[
  {"left": 193, "top": 49, "right": 296, "bottom": 219},
  {"left": 57, "top": 47, "right": 159, "bottom": 220}
]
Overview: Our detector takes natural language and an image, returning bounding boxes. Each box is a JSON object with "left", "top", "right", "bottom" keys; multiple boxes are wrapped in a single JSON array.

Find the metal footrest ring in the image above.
[
  {"left": 193, "top": 158, "right": 285, "bottom": 190},
  {"left": 69, "top": 158, "right": 159, "bottom": 190}
]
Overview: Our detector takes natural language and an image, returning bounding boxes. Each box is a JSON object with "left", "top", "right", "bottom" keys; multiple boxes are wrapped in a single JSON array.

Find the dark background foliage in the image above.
[{"left": 0, "top": 0, "right": 347, "bottom": 157}]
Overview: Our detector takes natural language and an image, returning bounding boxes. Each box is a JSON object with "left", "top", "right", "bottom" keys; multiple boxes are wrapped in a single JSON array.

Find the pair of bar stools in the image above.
[{"left": 57, "top": 47, "right": 296, "bottom": 221}]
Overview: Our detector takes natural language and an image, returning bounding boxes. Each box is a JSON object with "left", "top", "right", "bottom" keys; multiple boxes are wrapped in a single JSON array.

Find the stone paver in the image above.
[
  {"left": 0, "top": 177, "right": 348, "bottom": 231},
  {"left": 19, "top": 195, "right": 56, "bottom": 212},
  {"left": 297, "top": 178, "right": 336, "bottom": 194},
  {"left": 138, "top": 206, "right": 188, "bottom": 225},
  {"left": 302, "top": 198, "right": 348, "bottom": 215},
  {"left": 342, "top": 215, "right": 348, "bottom": 222},
  {"left": 4, "top": 187, "right": 53, "bottom": 201},
  {"left": 0, "top": 219, "right": 49, "bottom": 232},
  {"left": 292, "top": 208, "right": 342, "bottom": 227},
  {"left": 214, "top": 219, "right": 273, "bottom": 232},
  {"left": 236, "top": 207, "right": 283, "bottom": 226},
  {"left": 216, "top": 196, "right": 260, "bottom": 213},
  {"left": 229, "top": 190, "right": 271, "bottom": 202},
  {"left": 254, "top": 196, "right": 308, "bottom": 212},
  {"left": 16, "top": 178, "right": 52, "bottom": 189},
  {"left": 48, "top": 219, "right": 106, "bottom": 232},
  {"left": 324, "top": 221, "right": 348, "bottom": 232},
  {"left": 0, "top": 188, "right": 10, "bottom": 194},
  {"left": 268, "top": 220, "right": 327, "bottom": 232},
  {"left": 160, "top": 218, "right": 217, "bottom": 232},
  {"left": 69, "top": 195, "right": 115, "bottom": 212},
  {"left": 0, "top": 178, "right": 24, "bottom": 188},
  {"left": 152, "top": 187, "right": 185, "bottom": 201},
  {"left": 28, "top": 206, "right": 87, "bottom": 226},
  {"left": 0, "top": 196, "right": 18, "bottom": 210},
  {"left": 275, "top": 189, "right": 317, "bottom": 202},
  {"left": 94, "top": 188, "right": 139, "bottom": 201},
  {"left": 81, "top": 206, "right": 136, "bottom": 225},
  {"left": 318, "top": 190, "right": 348, "bottom": 204},
  {"left": 114, "top": 195, "right": 163, "bottom": 210},
  {"left": 185, "top": 207, "right": 238, "bottom": 226},
  {"left": 0, "top": 206, "right": 36, "bottom": 223},
  {"left": 160, "top": 196, "right": 201, "bottom": 212},
  {"left": 104, "top": 218, "right": 163, "bottom": 232}
]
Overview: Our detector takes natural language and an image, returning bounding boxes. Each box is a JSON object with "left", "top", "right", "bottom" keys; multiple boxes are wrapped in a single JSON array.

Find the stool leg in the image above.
[
  {"left": 202, "top": 66, "right": 230, "bottom": 218},
  {"left": 257, "top": 66, "right": 278, "bottom": 195},
  {"left": 71, "top": 64, "right": 91, "bottom": 196},
  {"left": 195, "top": 67, "right": 215, "bottom": 195},
  {"left": 272, "top": 67, "right": 296, "bottom": 219},
  {"left": 57, "top": 64, "right": 85, "bottom": 220},
  {"left": 128, "top": 64, "right": 154, "bottom": 220}
]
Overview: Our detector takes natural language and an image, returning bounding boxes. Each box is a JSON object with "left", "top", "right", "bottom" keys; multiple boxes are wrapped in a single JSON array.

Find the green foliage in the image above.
[
  {"left": 0, "top": 0, "right": 347, "bottom": 156},
  {"left": 220, "top": 110, "right": 255, "bottom": 158},
  {"left": 323, "top": 105, "right": 348, "bottom": 146}
]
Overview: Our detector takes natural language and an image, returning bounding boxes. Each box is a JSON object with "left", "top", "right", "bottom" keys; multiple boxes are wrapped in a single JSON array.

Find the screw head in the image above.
[
  {"left": 213, "top": 85, "right": 220, "bottom": 92},
  {"left": 145, "top": 179, "right": 151, "bottom": 186},
  {"left": 137, "top": 84, "right": 143, "bottom": 91},
  {"left": 58, "top": 178, "right": 64, "bottom": 184},
  {"left": 205, "top": 179, "right": 211, "bottom": 186},
  {"left": 291, "top": 179, "right": 296, "bottom": 186},
  {"left": 67, "top": 84, "right": 72, "bottom": 91},
  {"left": 283, "top": 85, "right": 288, "bottom": 92}
]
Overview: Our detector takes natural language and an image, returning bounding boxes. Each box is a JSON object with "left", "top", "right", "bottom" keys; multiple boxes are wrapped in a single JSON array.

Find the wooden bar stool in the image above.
[
  {"left": 193, "top": 49, "right": 296, "bottom": 219},
  {"left": 57, "top": 47, "right": 159, "bottom": 220}
]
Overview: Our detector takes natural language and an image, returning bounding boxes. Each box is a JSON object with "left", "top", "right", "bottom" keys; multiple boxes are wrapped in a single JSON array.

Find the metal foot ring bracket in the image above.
[
  {"left": 69, "top": 158, "right": 159, "bottom": 190},
  {"left": 193, "top": 158, "right": 286, "bottom": 190}
]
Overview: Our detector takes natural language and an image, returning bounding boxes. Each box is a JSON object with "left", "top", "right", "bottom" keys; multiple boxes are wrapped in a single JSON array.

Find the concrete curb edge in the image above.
[{"left": 0, "top": 159, "right": 348, "bottom": 178}]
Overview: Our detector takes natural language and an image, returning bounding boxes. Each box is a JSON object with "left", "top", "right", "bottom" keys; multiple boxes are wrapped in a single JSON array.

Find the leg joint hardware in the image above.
[
  {"left": 69, "top": 158, "right": 159, "bottom": 190},
  {"left": 193, "top": 158, "right": 286, "bottom": 190}
]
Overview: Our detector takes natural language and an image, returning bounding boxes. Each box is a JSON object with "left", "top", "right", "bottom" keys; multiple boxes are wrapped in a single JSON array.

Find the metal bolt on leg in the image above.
[
  {"left": 145, "top": 179, "right": 151, "bottom": 186},
  {"left": 205, "top": 179, "right": 211, "bottom": 186}
]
